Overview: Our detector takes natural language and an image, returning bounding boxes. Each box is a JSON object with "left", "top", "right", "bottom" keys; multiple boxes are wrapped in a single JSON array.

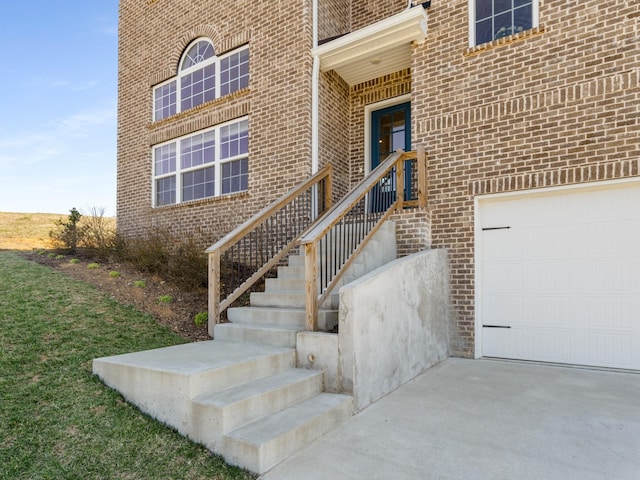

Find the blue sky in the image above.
[{"left": 0, "top": 3, "right": 118, "bottom": 215}]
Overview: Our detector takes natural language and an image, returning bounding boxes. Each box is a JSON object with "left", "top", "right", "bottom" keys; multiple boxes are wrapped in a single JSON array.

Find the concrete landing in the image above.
[{"left": 261, "top": 358, "right": 640, "bottom": 480}]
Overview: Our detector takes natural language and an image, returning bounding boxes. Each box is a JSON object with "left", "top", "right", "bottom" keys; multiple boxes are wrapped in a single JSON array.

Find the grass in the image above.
[
  {"left": 0, "top": 251, "right": 253, "bottom": 480},
  {"left": 0, "top": 212, "right": 65, "bottom": 250}
]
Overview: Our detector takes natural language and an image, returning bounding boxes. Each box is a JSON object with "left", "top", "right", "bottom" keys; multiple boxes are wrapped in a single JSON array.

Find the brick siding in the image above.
[
  {"left": 412, "top": 0, "right": 640, "bottom": 356},
  {"left": 117, "top": 0, "right": 315, "bottom": 247}
]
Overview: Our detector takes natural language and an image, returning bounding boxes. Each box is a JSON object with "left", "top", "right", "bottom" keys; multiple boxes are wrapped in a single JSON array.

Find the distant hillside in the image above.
[{"left": 0, "top": 212, "right": 115, "bottom": 251}]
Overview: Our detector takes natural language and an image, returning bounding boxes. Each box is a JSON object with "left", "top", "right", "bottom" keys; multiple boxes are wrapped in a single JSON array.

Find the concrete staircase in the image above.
[
  {"left": 93, "top": 341, "right": 352, "bottom": 474},
  {"left": 93, "top": 221, "right": 397, "bottom": 475}
]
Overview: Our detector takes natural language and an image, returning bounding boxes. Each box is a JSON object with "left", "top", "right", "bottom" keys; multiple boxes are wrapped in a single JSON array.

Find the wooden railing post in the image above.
[
  {"left": 396, "top": 156, "right": 404, "bottom": 210},
  {"left": 417, "top": 144, "right": 427, "bottom": 209},
  {"left": 208, "top": 249, "right": 221, "bottom": 337},
  {"left": 304, "top": 241, "right": 318, "bottom": 331},
  {"left": 325, "top": 169, "right": 333, "bottom": 211}
]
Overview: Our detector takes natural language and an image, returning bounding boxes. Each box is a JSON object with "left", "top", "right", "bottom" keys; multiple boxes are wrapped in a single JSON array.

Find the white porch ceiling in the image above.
[{"left": 312, "top": 6, "right": 428, "bottom": 86}]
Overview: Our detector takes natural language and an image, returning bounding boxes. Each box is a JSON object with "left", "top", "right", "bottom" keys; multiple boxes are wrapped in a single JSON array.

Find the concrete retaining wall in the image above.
[{"left": 338, "top": 249, "right": 450, "bottom": 412}]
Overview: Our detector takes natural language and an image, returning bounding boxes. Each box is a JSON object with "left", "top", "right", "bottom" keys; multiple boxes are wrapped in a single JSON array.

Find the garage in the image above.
[{"left": 476, "top": 180, "right": 640, "bottom": 370}]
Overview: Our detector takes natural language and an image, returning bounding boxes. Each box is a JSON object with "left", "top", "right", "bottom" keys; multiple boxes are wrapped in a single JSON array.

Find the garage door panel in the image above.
[
  {"left": 587, "top": 295, "right": 635, "bottom": 331},
  {"left": 479, "top": 181, "right": 640, "bottom": 370},
  {"left": 586, "top": 333, "right": 633, "bottom": 368}
]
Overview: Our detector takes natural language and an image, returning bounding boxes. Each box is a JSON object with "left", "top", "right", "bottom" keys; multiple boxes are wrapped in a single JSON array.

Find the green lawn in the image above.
[{"left": 0, "top": 251, "right": 253, "bottom": 480}]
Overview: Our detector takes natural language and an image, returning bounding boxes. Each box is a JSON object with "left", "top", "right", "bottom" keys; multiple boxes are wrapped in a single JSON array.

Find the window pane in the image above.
[
  {"left": 476, "top": 18, "right": 493, "bottom": 45},
  {"left": 220, "top": 119, "right": 249, "bottom": 159},
  {"left": 154, "top": 143, "right": 176, "bottom": 176},
  {"left": 221, "top": 158, "right": 248, "bottom": 194},
  {"left": 494, "top": 0, "right": 511, "bottom": 15},
  {"left": 156, "top": 176, "right": 176, "bottom": 206},
  {"left": 153, "top": 80, "right": 176, "bottom": 121},
  {"left": 220, "top": 48, "right": 249, "bottom": 97},
  {"left": 494, "top": 11, "right": 512, "bottom": 39},
  {"left": 182, "top": 166, "right": 214, "bottom": 201},
  {"left": 475, "top": 0, "right": 492, "bottom": 20},
  {"left": 181, "top": 130, "right": 215, "bottom": 169},
  {"left": 181, "top": 40, "right": 215, "bottom": 70},
  {"left": 514, "top": 4, "right": 533, "bottom": 32},
  {"left": 181, "top": 66, "right": 215, "bottom": 111},
  {"left": 475, "top": 0, "right": 534, "bottom": 45}
]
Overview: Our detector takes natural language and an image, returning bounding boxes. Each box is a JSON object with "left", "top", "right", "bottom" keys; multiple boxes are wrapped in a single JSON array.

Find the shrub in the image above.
[
  {"left": 120, "top": 228, "right": 208, "bottom": 289},
  {"left": 69, "top": 258, "right": 80, "bottom": 264},
  {"left": 82, "top": 207, "right": 117, "bottom": 260},
  {"left": 194, "top": 311, "right": 208, "bottom": 327},
  {"left": 49, "top": 208, "right": 86, "bottom": 253},
  {"left": 87, "top": 263, "right": 100, "bottom": 270},
  {"left": 158, "top": 295, "right": 173, "bottom": 304},
  {"left": 49, "top": 207, "right": 116, "bottom": 258},
  {"left": 134, "top": 280, "right": 146, "bottom": 288},
  {"left": 109, "top": 271, "right": 120, "bottom": 278}
]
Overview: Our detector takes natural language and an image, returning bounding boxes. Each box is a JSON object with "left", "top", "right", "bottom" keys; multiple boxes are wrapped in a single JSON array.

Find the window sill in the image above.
[
  {"left": 464, "top": 24, "right": 546, "bottom": 57},
  {"left": 153, "top": 190, "right": 250, "bottom": 210}
]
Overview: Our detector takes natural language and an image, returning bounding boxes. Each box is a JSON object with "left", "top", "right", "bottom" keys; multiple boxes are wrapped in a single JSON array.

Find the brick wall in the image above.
[
  {"left": 412, "top": 0, "right": 640, "bottom": 356},
  {"left": 117, "top": 0, "right": 315, "bottom": 247},
  {"left": 318, "top": 0, "right": 350, "bottom": 41},
  {"left": 391, "top": 209, "right": 432, "bottom": 257}
]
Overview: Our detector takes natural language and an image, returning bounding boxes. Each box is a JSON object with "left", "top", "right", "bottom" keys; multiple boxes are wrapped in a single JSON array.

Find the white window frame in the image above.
[
  {"left": 152, "top": 117, "right": 249, "bottom": 207},
  {"left": 468, "top": 0, "right": 539, "bottom": 48},
  {"left": 153, "top": 39, "right": 249, "bottom": 122}
]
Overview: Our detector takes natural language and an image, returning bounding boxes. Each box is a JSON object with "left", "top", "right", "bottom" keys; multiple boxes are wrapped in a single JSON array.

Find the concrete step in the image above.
[
  {"left": 277, "top": 265, "right": 305, "bottom": 279},
  {"left": 92, "top": 341, "right": 295, "bottom": 436},
  {"left": 191, "top": 369, "right": 323, "bottom": 451},
  {"left": 214, "top": 322, "right": 303, "bottom": 348},
  {"left": 287, "top": 254, "right": 305, "bottom": 267},
  {"left": 223, "top": 393, "right": 353, "bottom": 474},
  {"left": 250, "top": 291, "right": 306, "bottom": 308},
  {"left": 265, "top": 277, "right": 306, "bottom": 294},
  {"left": 226, "top": 306, "right": 338, "bottom": 331}
]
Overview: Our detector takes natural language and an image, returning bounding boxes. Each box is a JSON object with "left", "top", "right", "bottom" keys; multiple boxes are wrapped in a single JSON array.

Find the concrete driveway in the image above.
[{"left": 261, "top": 358, "right": 640, "bottom": 480}]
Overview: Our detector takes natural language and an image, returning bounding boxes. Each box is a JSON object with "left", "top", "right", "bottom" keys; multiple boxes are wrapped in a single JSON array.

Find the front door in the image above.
[{"left": 370, "top": 102, "right": 411, "bottom": 211}]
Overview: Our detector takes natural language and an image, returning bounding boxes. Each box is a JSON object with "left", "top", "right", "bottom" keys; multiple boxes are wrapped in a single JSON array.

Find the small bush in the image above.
[
  {"left": 48, "top": 253, "right": 56, "bottom": 258},
  {"left": 82, "top": 207, "right": 117, "bottom": 260},
  {"left": 158, "top": 295, "right": 173, "bottom": 304},
  {"left": 194, "top": 311, "right": 208, "bottom": 327},
  {"left": 109, "top": 271, "right": 120, "bottom": 278},
  {"left": 134, "top": 280, "right": 146, "bottom": 288},
  {"left": 120, "top": 228, "right": 207, "bottom": 289},
  {"left": 87, "top": 263, "right": 100, "bottom": 270},
  {"left": 49, "top": 208, "right": 86, "bottom": 253},
  {"left": 69, "top": 258, "right": 80, "bottom": 264}
]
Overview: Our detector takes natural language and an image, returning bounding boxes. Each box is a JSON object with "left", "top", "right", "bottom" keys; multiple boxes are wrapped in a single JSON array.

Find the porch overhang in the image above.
[{"left": 312, "top": 6, "right": 428, "bottom": 86}]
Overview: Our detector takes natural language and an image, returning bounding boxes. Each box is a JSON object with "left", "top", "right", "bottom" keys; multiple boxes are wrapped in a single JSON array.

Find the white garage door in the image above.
[{"left": 478, "top": 180, "right": 640, "bottom": 370}]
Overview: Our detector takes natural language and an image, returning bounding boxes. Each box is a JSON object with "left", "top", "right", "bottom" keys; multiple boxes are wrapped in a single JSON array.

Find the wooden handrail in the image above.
[
  {"left": 299, "top": 151, "right": 405, "bottom": 244},
  {"left": 300, "top": 146, "right": 426, "bottom": 330},
  {"left": 207, "top": 164, "right": 332, "bottom": 255},
  {"left": 207, "top": 164, "right": 332, "bottom": 331}
]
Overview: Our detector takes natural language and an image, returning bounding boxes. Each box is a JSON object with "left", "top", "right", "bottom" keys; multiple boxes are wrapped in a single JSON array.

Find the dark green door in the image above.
[{"left": 370, "top": 102, "right": 411, "bottom": 211}]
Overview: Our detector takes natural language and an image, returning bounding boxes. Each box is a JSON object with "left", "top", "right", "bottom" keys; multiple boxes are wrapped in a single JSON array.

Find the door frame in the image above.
[
  {"left": 363, "top": 94, "right": 411, "bottom": 177},
  {"left": 473, "top": 176, "right": 640, "bottom": 360}
]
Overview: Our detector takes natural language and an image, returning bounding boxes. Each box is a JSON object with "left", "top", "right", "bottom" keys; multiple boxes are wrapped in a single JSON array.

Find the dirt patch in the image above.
[{"left": 24, "top": 252, "right": 212, "bottom": 342}]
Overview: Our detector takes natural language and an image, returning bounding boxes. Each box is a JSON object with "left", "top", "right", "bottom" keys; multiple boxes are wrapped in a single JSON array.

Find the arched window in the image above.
[
  {"left": 180, "top": 39, "right": 215, "bottom": 70},
  {"left": 179, "top": 39, "right": 217, "bottom": 111},
  {"left": 153, "top": 38, "right": 249, "bottom": 121}
]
